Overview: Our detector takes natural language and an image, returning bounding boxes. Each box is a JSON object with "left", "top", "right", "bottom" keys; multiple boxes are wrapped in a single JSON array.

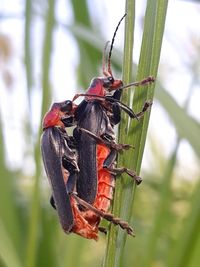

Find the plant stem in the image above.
[
  {"left": 104, "top": 0, "right": 169, "bottom": 266},
  {"left": 103, "top": 1, "right": 135, "bottom": 266}
]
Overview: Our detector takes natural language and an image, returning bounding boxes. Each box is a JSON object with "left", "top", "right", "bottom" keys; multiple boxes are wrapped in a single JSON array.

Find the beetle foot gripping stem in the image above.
[
  {"left": 138, "top": 76, "right": 155, "bottom": 86},
  {"left": 98, "top": 227, "right": 107, "bottom": 235},
  {"left": 111, "top": 143, "right": 133, "bottom": 151},
  {"left": 106, "top": 167, "right": 142, "bottom": 185},
  {"left": 78, "top": 127, "right": 133, "bottom": 151},
  {"left": 119, "top": 76, "right": 155, "bottom": 91},
  {"left": 71, "top": 193, "right": 135, "bottom": 237},
  {"left": 135, "top": 101, "right": 153, "bottom": 120}
]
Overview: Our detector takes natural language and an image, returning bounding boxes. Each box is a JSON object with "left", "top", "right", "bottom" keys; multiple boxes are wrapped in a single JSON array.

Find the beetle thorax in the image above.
[{"left": 86, "top": 78, "right": 106, "bottom": 96}]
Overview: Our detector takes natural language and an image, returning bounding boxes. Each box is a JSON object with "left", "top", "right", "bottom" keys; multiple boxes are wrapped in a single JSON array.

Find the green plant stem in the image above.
[
  {"left": 169, "top": 175, "right": 200, "bottom": 267},
  {"left": 103, "top": 1, "right": 135, "bottom": 267},
  {"left": 143, "top": 69, "right": 195, "bottom": 267},
  {"left": 143, "top": 140, "right": 179, "bottom": 267},
  {"left": 104, "top": 0, "right": 169, "bottom": 266},
  {"left": 25, "top": 0, "right": 33, "bottom": 106},
  {"left": 25, "top": 0, "right": 55, "bottom": 266}
]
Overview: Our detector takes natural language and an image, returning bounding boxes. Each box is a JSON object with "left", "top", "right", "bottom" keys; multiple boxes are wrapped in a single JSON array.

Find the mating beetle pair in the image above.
[{"left": 41, "top": 14, "right": 154, "bottom": 240}]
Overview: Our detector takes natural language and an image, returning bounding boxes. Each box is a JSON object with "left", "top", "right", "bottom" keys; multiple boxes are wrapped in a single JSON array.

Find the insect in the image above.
[
  {"left": 41, "top": 100, "right": 134, "bottom": 240},
  {"left": 70, "top": 14, "right": 154, "bottom": 238},
  {"left": 41, "top": 14, "right": 154, "bottom": 240},
  {"left": 41, "top": 100, "right": 78, "bottom": 232}
]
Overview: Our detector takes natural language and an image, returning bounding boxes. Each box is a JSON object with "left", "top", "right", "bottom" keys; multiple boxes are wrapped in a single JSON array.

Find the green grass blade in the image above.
[
  {"left": 71, "top": 0, "right": 100, "bottom": 87},
  {"left": 103, "top": 1, "right": 135, "bottom": 266},
  {"left": 142, "top": 140, "right": 179, "bottom": 266},
  {"left": 25, "top": 0, "right": 55, "bottom": 266},
  {"left": 186, "top": 230, "right": 200, "bottom": 267},
  {"left": 0, "top": 219, "right": 22, "bottom": 267},
  {"left": 36, "top": 212, "right": 58, "bottom": 267},
  {"left": 132, "top": 0, "right": 169, "bottom": 169},
  {"left": 24, "top": 0, "right": 33, "bottom": 104},
  {"left": 40, "top": 0, "right": 55, "bottom": 117},
  {"left": 168, "top": 176, "right": 200, "bottom": 267},
  {"left": 156, "top": 87, "right": 200, "bottom": 157},
  {"left": 24, "top": 0, "right": 34, "bottom": 143},
  {"left": 0, "top": 115, "right": 23, "bottom": 264},
  {"left": 104, "top": 1, "right": 169, "bottom": 266}
]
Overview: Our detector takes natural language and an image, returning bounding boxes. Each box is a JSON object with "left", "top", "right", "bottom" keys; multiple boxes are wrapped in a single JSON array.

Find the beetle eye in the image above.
[
  {"left": 60, "top": 100, "right": 72, "bottom": 112},
  {"left": 103, "top": 76, "right": 114, "bottom": 88},
  {"left": 108, "top": 76, "right": 114, "bottom": 83}
]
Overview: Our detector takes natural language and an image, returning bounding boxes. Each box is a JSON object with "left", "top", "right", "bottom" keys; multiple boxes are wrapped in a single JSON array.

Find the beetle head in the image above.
[
  {"left": 43, "top": 100, "right": 76, "bottom": 130},
  {"left": 86, "top": 75, "right": 123, "bottom": 97}
]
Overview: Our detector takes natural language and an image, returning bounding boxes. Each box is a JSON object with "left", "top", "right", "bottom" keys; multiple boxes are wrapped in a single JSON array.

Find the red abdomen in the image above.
[
  {"left": 94, "top": 144, "right": 114, "bottom": 212},
  {"left": 70, "top": 144, "right": 115, "bottom": 240}
]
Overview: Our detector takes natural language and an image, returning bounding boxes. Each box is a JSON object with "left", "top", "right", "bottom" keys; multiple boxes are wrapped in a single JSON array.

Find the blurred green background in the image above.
[{"left": 0, "top": 0, "right": 200, "bottom": 267}]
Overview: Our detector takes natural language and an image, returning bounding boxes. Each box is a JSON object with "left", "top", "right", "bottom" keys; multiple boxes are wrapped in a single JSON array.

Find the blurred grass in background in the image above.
[{"left": 0, "top": 0, "right": 200, "bottom": 267}]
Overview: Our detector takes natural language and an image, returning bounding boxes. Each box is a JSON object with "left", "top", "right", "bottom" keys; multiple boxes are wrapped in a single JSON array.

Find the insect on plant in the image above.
[{"left": 41, "top": 13, "right": 154, "bottom": 240}]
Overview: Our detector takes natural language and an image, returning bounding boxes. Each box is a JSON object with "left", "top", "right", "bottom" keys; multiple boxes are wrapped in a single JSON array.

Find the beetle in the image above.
[
  {"left": 71, "top": 78, "right": 153, "bottom": 239},
  {"left": 70, "top": 14, "right": 154, "bottom": 238},
  {"left": 72, "top": 14, "right": 154, "bottom": 205},
  {"left": 41, "top": 100, "right": 79, "bottom": 232},
  {"left": 41, "top": 100, "right": 134, "bottom": 240}
]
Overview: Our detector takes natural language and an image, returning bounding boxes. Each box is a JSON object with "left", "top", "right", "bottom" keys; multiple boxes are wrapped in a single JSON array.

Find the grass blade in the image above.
[
  {"left": 142, "top": 140, "right": 179, "bottom": 266},
  {"left": 0, "top": 219, "right": 22, "bottom": 267},
  {"left": 71, "top": 0, "right": 101, "bottom": 87},
  {"left": 156, "top": 87, "right": 200, "bottom": 157},
  {"left": 0, "top": 115, "right": 23, "bottom": 264},
  {"left": 104, "top": 1, "right": 169, "bottom": 266},
  {"left": 24, "top": 0, "right": 33, "bottom": 104},
  {"left": 25, "top": 0, "right": 55, "bottom": 266},
  {"left": 103, "top": 1, "right": 135, "bottom": 266},
  {"left": 168, "top": 176, "right": 200, "bottom": 267}
]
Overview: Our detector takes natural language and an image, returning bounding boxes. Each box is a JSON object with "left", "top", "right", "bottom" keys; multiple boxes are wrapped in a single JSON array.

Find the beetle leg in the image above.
[
  {"left": 117, "top": 76, "right": 155, "bottom": 91},
  {"left": 50, "top": 195, "right": 56, "bottom": 209},
  {"left": 105, "top": 166, "right": 142, "bottom": 185},
  {"left": 104, "top": 96, "right": 138, "bottom": 120},
  {"left": 112, "top": 88, "right": 122, "bottom": 101},
  {"left": 98, "top": 227, "right": 107, "bottom": 235},
  {"left": 73, "top": 93, "right": 139, "bottom": 120},
  {"left": 108, "top": 88, "right": 123, "bottom": 125},
  {"left": 78, "top": 127, "right": 132, "bottom": 151},
  {"left": 110, "top": 102, "right": 121, "bottom": 125},
  {"left": 102, "top": 150, "right": 142, "bottom": 184},
  {"left": 103, "top": 149, "right": 117, "bottom": 168},
  {"left": 134, "top": 101, "right": 153, "bottom": 120},
  {"left": 71, "top": 193, "right": 135, "bottom": 236}
]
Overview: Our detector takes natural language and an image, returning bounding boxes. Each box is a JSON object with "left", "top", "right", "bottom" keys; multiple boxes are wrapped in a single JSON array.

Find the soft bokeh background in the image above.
[{"left": 0, "top": 0, "right": 200, "bottom": 267}]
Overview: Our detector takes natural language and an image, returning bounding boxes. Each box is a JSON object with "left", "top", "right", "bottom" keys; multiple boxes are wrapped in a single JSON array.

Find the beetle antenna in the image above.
[
  {"left": 102, "top": 41, "right": 110, "bottom": 76},
  {"left": 107, "top": 13, "right": 127, "bottom": 76}
]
